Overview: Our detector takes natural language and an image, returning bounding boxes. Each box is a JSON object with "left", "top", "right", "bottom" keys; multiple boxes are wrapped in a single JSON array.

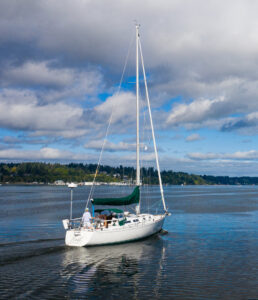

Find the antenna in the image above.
[{"left": 134, "top": 20, "right": 141, "bottom": 33}]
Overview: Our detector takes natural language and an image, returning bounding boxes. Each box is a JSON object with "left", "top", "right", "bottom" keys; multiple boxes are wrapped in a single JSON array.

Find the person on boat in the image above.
[{"left": 82, "top": 208, "right": 92, "bottom": 228}]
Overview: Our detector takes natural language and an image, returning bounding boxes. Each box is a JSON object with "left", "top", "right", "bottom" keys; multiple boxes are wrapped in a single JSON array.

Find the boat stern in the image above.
[{"left": 65, "top": 229, "right": 94, "bottom": 247}]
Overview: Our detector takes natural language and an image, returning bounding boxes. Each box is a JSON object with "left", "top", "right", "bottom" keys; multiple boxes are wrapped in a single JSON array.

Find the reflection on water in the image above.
[{"left": 62, "top": 236, "right": 166, "bottom": 299}]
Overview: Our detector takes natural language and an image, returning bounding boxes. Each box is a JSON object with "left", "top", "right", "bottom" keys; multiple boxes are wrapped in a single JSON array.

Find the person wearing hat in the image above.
[{"left": 82, "top": 208, "right": 92, "bottom": 228}]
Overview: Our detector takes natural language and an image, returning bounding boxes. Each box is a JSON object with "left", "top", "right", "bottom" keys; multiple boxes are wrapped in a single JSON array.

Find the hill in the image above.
[{"left": 0, "top": 162, "right": 257, "bottom": 185}]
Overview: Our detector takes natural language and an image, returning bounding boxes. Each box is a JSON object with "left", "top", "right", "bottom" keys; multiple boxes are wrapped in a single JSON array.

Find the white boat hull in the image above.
[{"left": 65, "top": 214, "right": 166, "bottom": 247}]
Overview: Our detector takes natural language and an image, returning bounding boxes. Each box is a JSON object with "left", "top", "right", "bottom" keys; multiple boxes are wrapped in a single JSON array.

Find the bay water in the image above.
[{"left": 0, "top": 185, "right": 257, "bottom": 299}]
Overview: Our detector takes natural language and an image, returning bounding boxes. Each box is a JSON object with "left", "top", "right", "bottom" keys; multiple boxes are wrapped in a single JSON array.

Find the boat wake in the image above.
[
  {"left": 0, "top": 237, "right": 63, "bottom": 248},
  {"left": 0, "top": 238, "right": 66, "bottom": 266}
]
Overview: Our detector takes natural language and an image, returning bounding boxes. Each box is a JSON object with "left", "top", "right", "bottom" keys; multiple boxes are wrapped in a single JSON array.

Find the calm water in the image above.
[{"left": 0, "top": 185, "right": 257, "bottom": 299}]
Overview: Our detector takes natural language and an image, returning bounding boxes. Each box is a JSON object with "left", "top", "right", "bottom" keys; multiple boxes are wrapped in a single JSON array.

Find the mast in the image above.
[
  {"left": 135, "top": 24, "right": 141, "bottom": 215},
  {"left": 138, "top": 38, "right": 167, "bottom": 212},
  {"left": 136, "top": 24, "right": 140, "bottom": 187}
]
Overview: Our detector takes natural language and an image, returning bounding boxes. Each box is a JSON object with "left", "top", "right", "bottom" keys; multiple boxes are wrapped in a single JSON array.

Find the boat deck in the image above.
[{"left": 71, "top": 213, "right": 164, "bottom": 232}]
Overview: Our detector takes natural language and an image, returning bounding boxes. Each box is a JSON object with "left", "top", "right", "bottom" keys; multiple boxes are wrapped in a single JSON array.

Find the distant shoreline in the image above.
[
  {"left": 1, "top": 162, "right": 258, "bottom": 186},
  {"left": 1, "top": 182, "right": 258, "bottom": 187}
]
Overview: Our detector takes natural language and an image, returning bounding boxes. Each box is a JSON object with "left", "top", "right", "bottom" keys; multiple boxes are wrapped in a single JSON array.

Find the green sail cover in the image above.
[{"left": 92, "top": 186, "right": 140, "bottom": 206}]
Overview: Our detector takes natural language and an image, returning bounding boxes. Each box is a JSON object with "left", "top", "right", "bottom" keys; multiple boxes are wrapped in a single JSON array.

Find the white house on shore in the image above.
[{"left": 54, "top": 180, "right": 66, "bottom": 186}]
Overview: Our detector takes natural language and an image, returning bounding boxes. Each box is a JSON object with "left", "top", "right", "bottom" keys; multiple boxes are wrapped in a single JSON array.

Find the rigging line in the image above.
[
  {"left": 140, "top": 96, "right": 150, "bottom": 206},
  {"left": 145, "top": 113, "right": 152, "bottom": 213},
  {"left": 149, "top": 198, "right": 163, "bottom": 210},
  {"left": 138, "top": 37, "right": 167, "bottom": 212},
  {"left": 86, "top": 30, "right": 135, "bottom": 209},
  {"left": 140, "top": 109, "right": 145, "bottom": 185},
  {"left": 139, "top": 87, "right": 144, "bottom": 184}
]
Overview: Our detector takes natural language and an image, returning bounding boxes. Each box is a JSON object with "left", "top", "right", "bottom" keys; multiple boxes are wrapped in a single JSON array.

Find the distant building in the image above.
[
  {"left": 113, "top": 173, "right": 121, "bottom": 178},
  {"left": 54, "top": 180, "right": 66, "bottom": 186},
  {"left": 84, "top": 182, "right": 93, "bottom": 186}
]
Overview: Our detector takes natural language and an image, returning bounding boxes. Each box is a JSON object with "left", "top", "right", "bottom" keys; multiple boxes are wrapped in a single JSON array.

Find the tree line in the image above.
[{"left": 0, "top": 162, "right": 257, "bottom": 185}]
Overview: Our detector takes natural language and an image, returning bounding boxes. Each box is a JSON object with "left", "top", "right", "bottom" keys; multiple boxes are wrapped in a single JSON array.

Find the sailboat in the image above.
[{"left": 62, "top": 25, "right": 169, "bottom": 247}]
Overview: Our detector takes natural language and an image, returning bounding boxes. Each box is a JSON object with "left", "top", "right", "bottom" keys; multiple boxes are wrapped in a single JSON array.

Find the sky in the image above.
[{"left": 1, "top": 0, "right": 258, "bottom": 176}]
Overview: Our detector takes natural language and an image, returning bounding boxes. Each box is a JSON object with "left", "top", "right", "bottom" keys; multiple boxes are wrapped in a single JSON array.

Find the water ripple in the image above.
[{"left": 0, "top": 185, "right": 257, "bottom": 299}]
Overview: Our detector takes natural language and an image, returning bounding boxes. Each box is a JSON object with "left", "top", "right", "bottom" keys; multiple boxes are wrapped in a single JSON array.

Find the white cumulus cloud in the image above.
[
  {"left": 185, "top": 133, "right": 203, "bottom": 142},
  {"left": 2, "top": 61, "right": 73, "bottom": 88},
  {"left": 0, "top": 147, "right": 92, "bottom": 161},
  {"left": 85, "top": 140, "right": 136, "bottom": 152},
  {"left": 188, "top": 150, "right": 258, "bottom": 161},
  {"left": 0, "top": 89, "right": 84, "bottom": 133}
]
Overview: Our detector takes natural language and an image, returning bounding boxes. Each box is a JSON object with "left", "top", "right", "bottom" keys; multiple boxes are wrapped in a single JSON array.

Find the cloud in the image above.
[
  {"left": 0, "top": 147, "right": 91, "bottom": 161},
  {"left": 1, "top": 60, "right": 103, "bottom": 103},
  {"left": 122, "top": 152, "right": 156, "bottom": 162},
  {"left": 221, "top": 111, "right": 258, "bottom": 133},
  {"left": 188, "top": 150, "right": 258, "bottom": 161},
  {"left": 166, "top": 97, "right": 223, "bottom": 126},
  {"left": 1, "top": 1, "right": 258, "bottom": 89},
  {"left": 85, "top": 140, "right": 136, "bottom": 152},
  {"left": 0, "top": 146, "right": 153, "bottom": 165},
  {"left": 0, "top": 89, "right": 84, "bottom": 133},
  {"left": 242, "top": 139, "right": 252, "bottom": 144},
  {"left": 2, "top": 0, "right": 258, "bottom": 176},
  {"left": 85, "top": 138, "right": 154, "bottom": 153},
  {"left": 93, "top": 92, "right": 136, "bottom": 127},
  {"left": 165, "top": 77, "right": 258, "bottom": 132},
  {"left": 0, "top": 135, "right": 51, "bottom": 145},
  {"left": 159, "top": 155, "right": 258, "bottom": 176},
  {"left": 2, "top": 61, "right": 73, "bottom": 88},
  {"left": 185, "top": 133, "right": 203, "bottom": 142},
  {"left": 31, "top": 129, "right": 89, "bottom": 139},
  {"left": 166, "top": 95, "right": 243, "bottom": 129},
  {"left": 1, "top": 136, "right": 24, "bottom": 144},
  {"left": 0, "top": 87, "right": 133, "bottom": 141},
  {"left": 1, "top": 1, "right": 258, "bottom": 130},
  {"left": 38, "top": 68, "right": 103, "bottom": 104},
  {"left": 0, "top": 144, "right": 10, "bottom": 150}
]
